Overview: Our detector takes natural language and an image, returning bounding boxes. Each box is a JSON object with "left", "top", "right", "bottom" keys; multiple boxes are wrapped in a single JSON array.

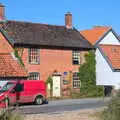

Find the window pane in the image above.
[
  {"left": 72, "top": 50, "right": 80, "bottom": 65},
  {"left": 1, "top": 83, "right": 15, "bottom": 92},
  {"left": 73, "top": 72, "right": 80, "bottom": 88},
  {"left": 29, "top": 72, "right": 40, "bottom": 80},
  {"left": 73, "top": 60, "right": 79, "bottom": 65},
  {"left": 29, "top": 48, "right": 40, "bottom": 64}
]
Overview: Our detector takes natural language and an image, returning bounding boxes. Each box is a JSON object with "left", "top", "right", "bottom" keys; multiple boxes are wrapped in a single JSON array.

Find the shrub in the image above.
[
  {"left": 0, "top": 110, "right": 23, "bottom": 120},
  {"left": 71, "top": 92, "right": 81, "bottom": 99},
  {"left": 45, "top": 76, "right": 53, "bottom": 90},
  {"left": 101, "top": 90, "right": 120, "bottom": 120},
  {"left": 7, "top": 112, "right": 22, "bottom": 120}
]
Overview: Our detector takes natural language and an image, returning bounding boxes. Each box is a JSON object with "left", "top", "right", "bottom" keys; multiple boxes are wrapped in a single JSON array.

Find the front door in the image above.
[{"left": 52, "top": 75, "right": 61, "bottom": 97}]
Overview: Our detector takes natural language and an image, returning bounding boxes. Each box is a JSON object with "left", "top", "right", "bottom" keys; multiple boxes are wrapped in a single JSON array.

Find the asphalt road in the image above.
[{"left": 19, "top": 97, "right": 110, "bottom": 114}]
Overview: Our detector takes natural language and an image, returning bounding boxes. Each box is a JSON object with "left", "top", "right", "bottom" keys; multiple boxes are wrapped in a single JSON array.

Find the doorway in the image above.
[{"left": 52, "top": 75, "right": 61, "bottom": 97}]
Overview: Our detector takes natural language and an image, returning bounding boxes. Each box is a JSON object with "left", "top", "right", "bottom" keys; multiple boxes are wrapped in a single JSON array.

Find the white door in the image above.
[{"left": 52, "top": 76, "right": 61, "bottom": 97}]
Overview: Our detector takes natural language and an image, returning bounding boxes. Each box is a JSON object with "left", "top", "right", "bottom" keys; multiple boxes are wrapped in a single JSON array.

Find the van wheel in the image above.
[{"left": 35, "top": 96, "right": 43, "bottom": 105}]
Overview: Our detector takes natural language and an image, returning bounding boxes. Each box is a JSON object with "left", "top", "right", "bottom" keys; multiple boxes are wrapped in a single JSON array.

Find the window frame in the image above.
[
  {"left": 72, "top": 50, "right": 80, "bottom": 65},
  {"left": 28, "top": 48, "right": 40, "bottom": 64},
  {"left": 72, "top": 72, "right": 81, "bottom": 89},
  {"left": 28, "top": 72, "right": 40, "bottom": 80}
]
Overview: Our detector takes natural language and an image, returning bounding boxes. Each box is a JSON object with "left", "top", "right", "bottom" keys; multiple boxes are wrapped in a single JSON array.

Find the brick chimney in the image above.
[
  {"left": 65, "top": 12, "right": 72, "bottom": 29},
  {"left": 0, "top": 3, "right": 5, "bottom": 20}
]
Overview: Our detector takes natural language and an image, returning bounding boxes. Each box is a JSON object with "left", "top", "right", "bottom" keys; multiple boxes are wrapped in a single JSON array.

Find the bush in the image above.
[
  {"left": 0, "top": 109, "right": 23, "bottom": 120},
  {"left": 71, "top": 92, "right": 81, "bottom": 99},
  {"left": 7, "top": 112, "right": 22, "bottom": 120},
  {"left": 45, "top": 76, "right": 53, "bottom": 92},
  {"left": 101, "top": 90, "right": 120, "bottom": 120}
]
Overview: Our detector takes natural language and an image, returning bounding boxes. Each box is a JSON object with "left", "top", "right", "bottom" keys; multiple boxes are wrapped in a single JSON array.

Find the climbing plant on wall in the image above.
[
  {"left": 46, "top": 76, "right": 53, "bottom": 90},
  {"left": 79, "top": 51, "right": 103, "bottom": 97},
  {"left": 14, "top": 48, "right": 24, "bottom": 67}
]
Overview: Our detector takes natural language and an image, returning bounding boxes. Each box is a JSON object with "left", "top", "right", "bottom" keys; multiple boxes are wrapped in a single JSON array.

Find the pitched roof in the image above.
[
  {"left": 80, "top": 26, "right": 111, "bottom": 45},
  {"left": 0, "top": 20, "right": 93, "bottom": 49},
  {"left": 99, "top": 45, "right": 120, "bottom": 70},
  {"left": 0, "top": 53, "right": 28, "bottom": 77}
]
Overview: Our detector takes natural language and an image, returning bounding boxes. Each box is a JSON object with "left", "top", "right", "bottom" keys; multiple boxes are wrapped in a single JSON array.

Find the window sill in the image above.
[
  {"left": 73, "top": 87, "right": 80, "bottom": 89},
  {"left": 29, "top": 62, "right": 40, "bottom": 65},
  {"left": 72, "top": 64, "right": 80, "bottom": 65}
]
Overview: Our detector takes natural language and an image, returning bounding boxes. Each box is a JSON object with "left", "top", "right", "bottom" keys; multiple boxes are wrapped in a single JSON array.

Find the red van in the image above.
[{"left": 0, "top": 80, "right": 47, "bottom": 106}]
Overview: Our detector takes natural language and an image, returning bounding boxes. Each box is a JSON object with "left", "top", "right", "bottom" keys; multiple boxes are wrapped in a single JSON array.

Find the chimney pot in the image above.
[
  {"left": 65, "top": 12, "right": 72, "bottom": 29},
  {"left": 0, "top": 3, "right": 5, "bottom": 21}
]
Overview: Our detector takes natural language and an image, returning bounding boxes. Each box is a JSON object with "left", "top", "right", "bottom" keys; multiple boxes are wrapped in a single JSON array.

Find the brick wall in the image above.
[
  {"left": 80, "top": 51, "right": 88, "bottom": 64},
  {"left": 18, "top": 47, "right": 88, "bottom": 97},
  {"left": 20, "top": 48, "right": 87, "bottom": 80},
  {"left": 0, "top": 32, "right": 13, "bottom": 53}
]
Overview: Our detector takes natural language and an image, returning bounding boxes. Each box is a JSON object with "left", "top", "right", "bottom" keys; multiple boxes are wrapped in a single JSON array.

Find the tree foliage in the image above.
[
  {"left": 79, "top": 51, "right": 103, "bottom": 97},
  {"left": 101, "top": 90, "right": 120, "bottom": 120}
]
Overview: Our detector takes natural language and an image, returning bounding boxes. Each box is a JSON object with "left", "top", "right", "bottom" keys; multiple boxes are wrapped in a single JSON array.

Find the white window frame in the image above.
[
  {"left": 72, "top": 50, "right": 80, "bottom": 65},
  {"left": 29, "top": 72, "right": 40, "bottom": 80},
  {"left": 28, "top": 48, "right": 40, "bottom": 64},
  {"left": 73, "top": 72, "right": 81, "bottom": 88}
]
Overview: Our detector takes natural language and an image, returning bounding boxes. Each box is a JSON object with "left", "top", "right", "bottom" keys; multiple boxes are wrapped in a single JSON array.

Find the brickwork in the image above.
[
  {"left": 0, "top": 5, "right": 4, "bottom": 20},
  {"left": 0, "top": 32, "right": 13, "bottom": 53},
  {"left": 0, "top": 31, "right": 88, "bottom": 96},
  {"left": 80, "top": 51, "right": 88, "bottom": 64},
  {"left": 20, "top": 48, "right": 88, "bottom": 80},
  {"left": 18, "top": 48, "right": 88, "bottom": 96}
]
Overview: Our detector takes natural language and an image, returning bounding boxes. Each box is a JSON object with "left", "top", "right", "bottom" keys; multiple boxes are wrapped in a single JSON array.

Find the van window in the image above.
[
  {"left": 15, "top": 83, "right": 24, "bottom": 92},
  {"left": 0, "top": 83, "right": 15, "bottom": 93}
]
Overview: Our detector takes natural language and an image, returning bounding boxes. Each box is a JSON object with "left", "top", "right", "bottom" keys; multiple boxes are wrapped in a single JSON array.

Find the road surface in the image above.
[{"left": 19, "top": 97, "right": 110, "bottom": 114}]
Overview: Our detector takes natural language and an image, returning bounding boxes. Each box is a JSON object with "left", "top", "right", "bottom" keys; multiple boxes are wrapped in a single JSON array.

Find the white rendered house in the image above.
[{"left": 80, "top": 26, "right": 120, "bottom": 89}]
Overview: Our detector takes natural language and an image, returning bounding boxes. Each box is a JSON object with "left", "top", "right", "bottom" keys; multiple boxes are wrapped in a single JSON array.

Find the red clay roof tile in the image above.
[
  {"left": 100, "top": 45, "right": 120, "bottom": 70},
  {"left": 80, "top": 26, "right": 111, "bottom": 45},
  {"left": 0, "top": 53, "right": 27, "bottom": 77}
]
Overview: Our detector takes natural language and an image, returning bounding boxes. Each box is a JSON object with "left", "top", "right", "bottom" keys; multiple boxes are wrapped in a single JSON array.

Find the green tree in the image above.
[{"left": 79, "top": 51, "right": 103, "bottom": 97}]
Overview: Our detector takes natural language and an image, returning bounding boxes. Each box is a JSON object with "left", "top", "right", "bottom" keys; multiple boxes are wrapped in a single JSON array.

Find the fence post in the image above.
[{"left": 5, "top": 95, "right": 8, "bottom": 109}]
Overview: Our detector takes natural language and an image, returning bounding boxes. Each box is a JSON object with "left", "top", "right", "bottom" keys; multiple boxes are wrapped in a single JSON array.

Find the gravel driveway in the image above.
[{"left": 25, "top": 109, "right": 100, "bottom": 120}]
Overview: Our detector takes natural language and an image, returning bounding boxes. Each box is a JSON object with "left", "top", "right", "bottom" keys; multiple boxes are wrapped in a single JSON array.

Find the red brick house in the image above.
[{"left": 0, "top": 4, "right": 93, "bottom": 96}]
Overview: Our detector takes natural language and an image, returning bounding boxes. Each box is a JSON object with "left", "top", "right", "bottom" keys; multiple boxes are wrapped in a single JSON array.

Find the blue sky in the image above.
[{"left": 1, "top": 0, "right": 120, "bottom": 33}]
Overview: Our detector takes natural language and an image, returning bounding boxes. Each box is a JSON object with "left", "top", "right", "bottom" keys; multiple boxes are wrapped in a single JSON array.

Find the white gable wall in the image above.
[
  {"left": 99, "top": 31, "right": 120, "bottom": 45},
  {"left": 96, "top": 30, "right": 120, "bottom": 89},
  {"left": 96, "top": 49, "right": 120, "bottom": 89}
]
